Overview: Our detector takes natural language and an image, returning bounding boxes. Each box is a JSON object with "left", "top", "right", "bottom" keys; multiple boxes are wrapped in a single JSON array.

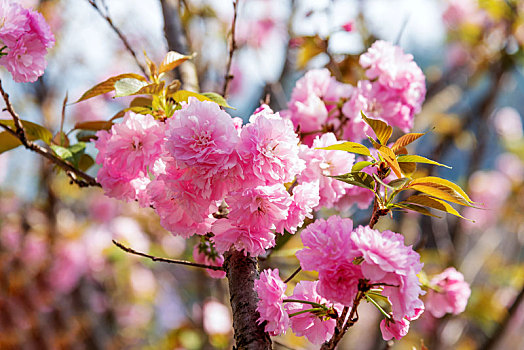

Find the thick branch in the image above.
[
  {"left": 86, "top": 0, "right": 148, "bottom": 76},
  {"left": 0, "top": 80, "right": 100, "bottom": 188},
  {"left": 160, "top": 0, "right": 199, "bottom": 91},
  {"left": 112, "top": 240, "right": 225, "bottom": 271},
  {"left": 222, "top": 0, "right": 239, "bottom": 99},
  {"left": 224, "top": 249, "right": 272, "bottom": 349}
]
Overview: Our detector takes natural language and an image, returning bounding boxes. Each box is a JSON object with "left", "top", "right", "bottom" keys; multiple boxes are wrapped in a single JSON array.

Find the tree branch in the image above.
[
  {"left": 0, "top": 80, "right": 100, "bottom": 188},
  {"left": 159, "top": 0, "right": 199, "bottom": 91},
  {"left": 86, "top": 0, "right": 148, "bottom": 76},
  {"left": 112, "top": 240, "right": 225, "bottom": 271},
  {"left": 222, "top": 0, "right": 239, "bottom": 99}
]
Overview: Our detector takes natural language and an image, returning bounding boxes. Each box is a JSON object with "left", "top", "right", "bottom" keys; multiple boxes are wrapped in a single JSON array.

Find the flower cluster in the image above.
[
  {"left": 281, "top": 68, "right": 353, "bottom": 145},
  {"left": 296, "top": 216, "right": 425, "bottom": 339},
  {"left": 282, "top": 41, "right": 425, "bottom": 143},
  {"left": 96, "top": 100, "right": 323, "bottom": 255},
  {"left": 254, "top": 269, "right": 342, "bottom": 344},
  {"left": 342, "top": 40, "right": 426, "bottom": 136},
  {"left": 0, "top": 1, "right": 55, "bottom": 82}
]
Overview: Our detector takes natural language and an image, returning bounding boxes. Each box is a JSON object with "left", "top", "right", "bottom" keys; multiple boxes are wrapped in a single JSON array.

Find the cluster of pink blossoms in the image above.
[
  {"left": 0, "top": 1, "right": 55, "bottom": 83},
  {"left": 254, "top": 269, "right": 343, "bottom": 344},
  {"left": 96, "top": 99, "right": 355, "bottom": 258},
  {"left": 256, "top": 217, "right": 427, "bottom": 342},
  {"left": 282, "top": 40, "right": 425, "bottom": 143}
]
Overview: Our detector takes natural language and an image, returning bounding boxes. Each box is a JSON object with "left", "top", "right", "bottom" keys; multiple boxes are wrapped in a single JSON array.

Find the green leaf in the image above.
[
  {"left": 330, "top": 172, "right": 375, "bottom": 190},
  {"left": 361, "top": 111, "right": 393, "bottom": 145},
  {"left": 397, "top": 155, "right": 451, "bottom": 169},
  {"left": 317, "top": 141, "right": 371, "bottom": 156},
  {"left": 74, "top": 120, "right": 113, "bottom": 131},
  {"left": 114, "top": 78, "right": 149, "bottom": 97},
  {"left": 158, "top": 51, "right": 194, "bottom": 74},
  {"left": 78, "top": 154, "right": 95, "bottom": 171},
  {"left": 352, "top": 161, "right": 373, "bottom": 172},
  {"left": 387, "top": 177, "right": 411, "bottom": 190},
  {"left": 201, "top": 92, "right": 234, "bottom": 109},
  {"left": 0, "top": 119, "right": 53, "bottom": 153},
  {"left": 0, "top": 132, "right": 24, "bottom": 153},
  {"left": 51, "top": 142, "right": 86, "bottom": 168},
  {"left": 401, "top": 194, "right": 473, "bottom": 221},
  {"left": 76, "top": 73, "right": 147, "bottom": 102}
]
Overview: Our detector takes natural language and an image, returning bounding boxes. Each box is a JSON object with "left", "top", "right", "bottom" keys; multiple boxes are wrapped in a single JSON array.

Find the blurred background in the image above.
[{"left": 1, "top": 0, "right": 524, "bottom": 349}]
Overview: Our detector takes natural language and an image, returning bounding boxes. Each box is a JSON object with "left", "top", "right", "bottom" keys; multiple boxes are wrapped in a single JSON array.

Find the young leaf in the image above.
[
  {"left": 397, "top": 155, "right": 452, "bottom": 169},
  {"left": 0, "top": 132, "right": 24, "bottom": 153},
  {"left": 387, "top": 177, "right": 411, "bottom": 190},
  {"left": 76, "top": 130, "right": 97, "bottom": 142},
  {"left": 391, "top": 133, "right": 426, "bottom": 153},
  {"left": 410, "top": 176, "right": 473, "bottom": 204},
  {"left": 297, "top": 35, "right": 326, "bottom": 69},
  {"left": 330, "top": 172, "right": 375, "bottom": 190},
  {"left": 74, "top": 120, "right": 113, "bottom": 131},
  {"left": 352, "top": 161, "right": 373, "bottom": 172},
  {"left": 201, "top": 92, "right": 234, "bottom": 109},
  {"left": 158, "top": 51, "right": 194, "bottom": 74},
  {"left": 78, "top": 154, "right": 95, "bottom": 171},
  {"left": 361, "top": 111, "right": 393, "bottom": 145},
  {"left": 401, "top": 194, "right": 473, "bottom": 221},
  {"left": 392, "top": 203, "right": 441, "bottom": 218},
  {"left": 399, "top": 161, "right": 417, "bottom": 177},
  {"left": 130, "top": 97, "right": 153, "bottom": 108},
  {"left": 133, "top": 82, "right": 165, "bottom": 96},
  {"left": 0, "top": 119, "right": 53, "bottom": 144},
  {"left": 375, "top": 144, "right": 402, "bottom": 178},
  {"left": 317, "top": 141, "right": 371, "bottom": 156},
  {"left": 407, "top": 180, "right": 474, "bottom": 207},
  {"left": 76, "top": 73, "right": 147, "bottom": 102},
  {"left": 51, "top": 142, "right": 87, "bottom": 168},
  {"left": 114, "top": 78, "right": 149, "bottom": 97}
]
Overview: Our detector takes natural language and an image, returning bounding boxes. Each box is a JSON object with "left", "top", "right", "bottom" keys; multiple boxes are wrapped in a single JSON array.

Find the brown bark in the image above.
[{"left": 224, "top": 250, "right": 272, "bottom": 350}]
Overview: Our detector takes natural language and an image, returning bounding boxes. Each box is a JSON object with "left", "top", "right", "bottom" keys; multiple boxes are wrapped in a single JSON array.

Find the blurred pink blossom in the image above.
[{"left": 425, "top": 267, "right": 471, "bottom": 318}]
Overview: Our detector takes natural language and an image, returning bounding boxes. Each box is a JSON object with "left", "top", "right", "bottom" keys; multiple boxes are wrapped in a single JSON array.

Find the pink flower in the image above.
[
  {"left": 283, "top": 69, "right": 353, "bottom": 145},
  {"left": 285, "top": 281, "right": 343, "bottom": 345},
  {"left": 227, "top": 184, "right": 291, "bottom": 232},
  {"left": 425, "top": 267, "right": 471, "bottom": 318},
  {"left": 147, "top": 166, "right": 216, "bottom": 238},
  {"left": 211, "top": 219, "right": 275, "bottom": 256},
  {"left": 193, "top": 242, "right": 226, "bottom": 279},
  {"left": 296, "top": 216, "right": 357, "bottom": 272},
  {"left": 351, "top": 226, "right": 423, "bottom": 281},
  {"left": 317, "top": 262, "right": 364, "bottom": 306},
  {"left": 238, "top": 109, "right": 304, "bottom": 186},
  {"left": 0, "top": 33, "right": 47, "bottom": 83},
  {"left": 254, "top": 269, "right": 289, "bottom": 336},
  {"left": 0, "top": 1, "right": 28, "bottom": 46},
  {"left": 380, "top": 317, "right": 410, "bottom": 341},
  {"left": 442, "top": 0, "right": 487, "bottom": 28},
  {"left": 298, "top": 133, "right": 354, "bottom": 209},
  {"left": 95, "top": 112, "right": 165, "bottom": 178},
  {"left": 0, "top": 2, "right": 54, "bottom": 82},
  {"left": 277, "top": 181, "right": 320, "bottom": 234},
  {"left": 96, "top": 166, "right": 150, "bottom": 202},
  {"left": 342, "top": 41, "right": 426, "bottom": 137},
  {"left": 165, "top": 98, "right": 239, "bottom": 173}
]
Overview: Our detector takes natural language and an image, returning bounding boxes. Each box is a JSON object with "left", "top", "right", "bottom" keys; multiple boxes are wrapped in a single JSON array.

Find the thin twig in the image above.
[
  {"left": 0, "top": 80, "right": 100, "bottom": 188},
  {"left": 222, "top": 0, "right": 239, "bottom": 99},
  {"left": 86, "top": 0, "right": 147, "bottom": 76},
  {"left": 112, "top": 240, "right": 225, "bottom": 271},
  {"left": 283, "top": 266, "right": 301, "bottom": 283}
]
